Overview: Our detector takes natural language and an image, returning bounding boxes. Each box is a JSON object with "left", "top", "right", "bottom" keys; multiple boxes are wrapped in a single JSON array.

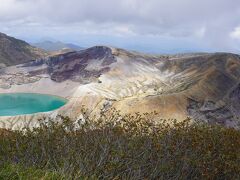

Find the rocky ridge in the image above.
[
  {"left": 0, "top": 45, "right": 240, "bottom": 129},
  {"left": 0, "top": 32, "right": 48, "bottom": 67}
]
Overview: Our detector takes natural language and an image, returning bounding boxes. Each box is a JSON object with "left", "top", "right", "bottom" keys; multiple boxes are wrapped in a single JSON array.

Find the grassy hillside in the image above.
[
  {"left": 0, "top": 110, "right": 239, "bottom": 179},
  {"left": 0, "top": 32, "right": 48, "bottom": 66}
]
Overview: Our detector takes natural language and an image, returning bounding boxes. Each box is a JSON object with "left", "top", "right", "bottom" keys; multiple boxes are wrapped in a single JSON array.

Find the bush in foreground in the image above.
[
  {"left": 0, "top": 164, "right": 63, "bottom": 180},
  {"left": 0, "top": 109, "right": 240, "bottom": 179}
]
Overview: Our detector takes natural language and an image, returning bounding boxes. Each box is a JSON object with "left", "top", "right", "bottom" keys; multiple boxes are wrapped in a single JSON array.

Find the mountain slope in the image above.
[
  {"left": 0, "top": 33, "right": 48, "bottom": 67},
  {"left": 33, "top": 41, "right": 84, "bottom": 52},
  {"left": 0, "top": 46, "right": 240, "bottom": 128}
]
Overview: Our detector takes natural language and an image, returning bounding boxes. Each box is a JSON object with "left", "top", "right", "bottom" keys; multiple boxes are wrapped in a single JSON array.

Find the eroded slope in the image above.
[{"left": 0, "top": 46, "right": 240, "bottom": 129}]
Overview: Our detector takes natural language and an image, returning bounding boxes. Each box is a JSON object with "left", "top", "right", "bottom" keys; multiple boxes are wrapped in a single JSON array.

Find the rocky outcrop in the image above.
[{"left": 25, "top": 46, "right": 117, "bottom": 83}]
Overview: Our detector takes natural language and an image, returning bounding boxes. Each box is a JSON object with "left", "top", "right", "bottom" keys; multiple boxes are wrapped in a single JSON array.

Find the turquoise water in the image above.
[{"left": 0, "top": 93, "right": 67, "bottom": 116}]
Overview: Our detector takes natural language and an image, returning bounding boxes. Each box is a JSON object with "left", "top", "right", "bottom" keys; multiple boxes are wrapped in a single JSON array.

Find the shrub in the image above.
[
  {"left": 0, "top": 164, "right": 63, "bottom": 180},
  {"left": 0, "top": 109, "right": 239, "bottom": 179}
]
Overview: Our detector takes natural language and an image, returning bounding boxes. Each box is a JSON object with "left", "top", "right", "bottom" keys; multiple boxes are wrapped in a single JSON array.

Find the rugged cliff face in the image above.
[
  {"left": 0, "top": 32, "right": 48, "bottom": 67},
  {"left": 0, "top": 45, "right": 240, "bottom": 128}
]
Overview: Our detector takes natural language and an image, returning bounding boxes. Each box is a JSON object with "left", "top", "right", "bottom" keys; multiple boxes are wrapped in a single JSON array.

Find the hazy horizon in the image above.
[{"left": 0, "top": 0, "right": 240, "bottom": 54}]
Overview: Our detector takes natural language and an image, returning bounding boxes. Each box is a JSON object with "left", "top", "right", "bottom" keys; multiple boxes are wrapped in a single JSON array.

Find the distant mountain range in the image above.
[
  {"left": 32, "top": 41, "right": 84, "bottom": 52},
  {"left": 0, "top": 32, "right": 48, "bottom": 67}
]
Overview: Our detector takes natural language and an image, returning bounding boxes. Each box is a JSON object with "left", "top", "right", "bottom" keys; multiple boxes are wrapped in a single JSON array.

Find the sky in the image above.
[{"left": 0, "top": 0, "right": 240, "bottom": 54}]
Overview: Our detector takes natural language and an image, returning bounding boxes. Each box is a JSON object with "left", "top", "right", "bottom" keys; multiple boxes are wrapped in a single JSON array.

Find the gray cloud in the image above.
[{"left": 0, "top": 0, "right": 239, "bottom": 53}]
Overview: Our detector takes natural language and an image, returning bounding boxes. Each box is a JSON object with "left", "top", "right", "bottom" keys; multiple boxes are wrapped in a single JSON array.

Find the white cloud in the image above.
[
  {"left": 0, "top": 0, "right": 239, "bottom": 53},
  {"left": 230, "top": 26, "right": 240, "bottom": 40}
]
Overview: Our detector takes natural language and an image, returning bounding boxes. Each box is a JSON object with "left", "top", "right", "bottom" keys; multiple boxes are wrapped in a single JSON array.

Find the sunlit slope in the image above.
[{"left": 0, "top": 46, "right": 239, "bottom": 128}]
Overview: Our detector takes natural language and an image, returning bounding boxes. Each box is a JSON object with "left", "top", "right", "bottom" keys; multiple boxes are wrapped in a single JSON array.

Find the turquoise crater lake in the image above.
[{"left": 0, "top": 93, "right": 67, "bottom": 116}]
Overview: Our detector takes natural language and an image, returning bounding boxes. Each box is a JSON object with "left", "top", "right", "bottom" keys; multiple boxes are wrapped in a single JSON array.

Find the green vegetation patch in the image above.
[
  {"left": 0, "top": 109, "right": 239, "bottom": 179},
  {"left": 0, "top": 164, "right": 63, "bottom": 180}
]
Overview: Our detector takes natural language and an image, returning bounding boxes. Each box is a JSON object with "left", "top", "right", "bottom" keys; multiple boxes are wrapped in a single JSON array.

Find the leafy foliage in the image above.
[{"left": 0, "top": 109, "right": 239, "bottom": 179}]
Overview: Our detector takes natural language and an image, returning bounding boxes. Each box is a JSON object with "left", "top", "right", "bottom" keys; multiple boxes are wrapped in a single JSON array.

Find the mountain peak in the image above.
[
  {"left": 0, "top": 32, "right": 48, "bottom": 66},
  {"left": 0, "top": 32, "right": 6, "bottom": 37}
]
